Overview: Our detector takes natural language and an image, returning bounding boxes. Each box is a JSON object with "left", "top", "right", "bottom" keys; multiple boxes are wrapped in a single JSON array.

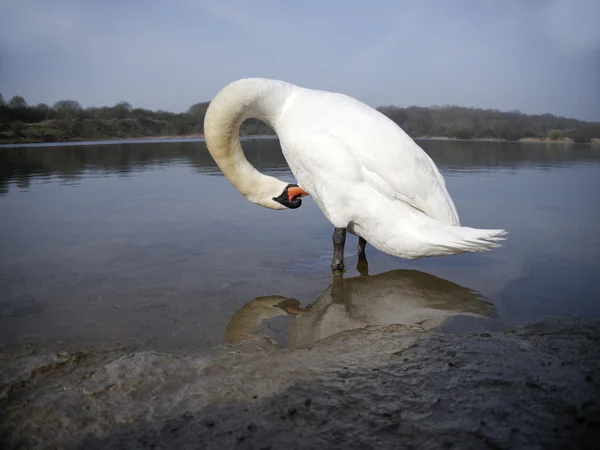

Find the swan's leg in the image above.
[
  {"left": 356, "top": 237, "right": 369, "bottom": 276},
  {"left": 331, "top": 227, "right": 346, "bottom": 271},
  {"left": 357, "top": 237, "right": 367, "bottom": 261}
]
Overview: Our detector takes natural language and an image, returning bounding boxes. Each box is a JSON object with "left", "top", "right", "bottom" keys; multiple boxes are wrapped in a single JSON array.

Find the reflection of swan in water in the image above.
[
  {"left": 289, "top": 269, "right": 494, "bottom": 348},
  {"left": 223, "top": 268, "right": 495, "bottom": 348}
]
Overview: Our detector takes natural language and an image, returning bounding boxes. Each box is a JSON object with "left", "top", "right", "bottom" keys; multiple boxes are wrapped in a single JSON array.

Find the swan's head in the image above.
[
  {"left": 238, "top": 173, "right": 309, "bottom": 210},
  {"left": 271, "top": 183, "right": 309, "bottom": 210}
]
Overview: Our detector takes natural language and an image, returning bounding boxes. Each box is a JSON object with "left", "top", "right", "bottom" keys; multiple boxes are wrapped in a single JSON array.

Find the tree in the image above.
[
  {"left": 0, "top": 93, "right": 4, "bottom": 106},
  {"left": 131, "top": 108, "right": 154, "bottom": 119},
  {"left": 187, "top": 101, "right": 210, "bottom": 133},
  {"left": 548, "top": 130, "right": 561, "bottom": 140},
  {"left": 188, "top": 102, "right": 209, "bottom": 120},
  {"left": 112, "top": 101, "right": 132, "bottom": 119},
  {"left": 30, "top": 103, "right": 52, "bottom": 121},
  {"left": 8, "top": 95, "right": 27, "bottom": 108},
  {"left": 53, "top": 100, "right": 83, "bottom": 119}
]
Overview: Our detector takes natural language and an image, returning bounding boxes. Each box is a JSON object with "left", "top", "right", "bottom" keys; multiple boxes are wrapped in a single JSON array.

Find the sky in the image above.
[{"left": 0, "top": 0, "right": 599, "bottom": 121}]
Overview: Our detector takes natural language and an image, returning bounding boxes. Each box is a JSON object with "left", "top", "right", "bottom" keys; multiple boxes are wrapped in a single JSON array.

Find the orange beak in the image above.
[{"left": 288, "top": 186, "right": 309, "bottom": 202}]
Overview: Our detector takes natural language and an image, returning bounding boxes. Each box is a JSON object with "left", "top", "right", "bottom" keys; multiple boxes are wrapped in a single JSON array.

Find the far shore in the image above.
[{"left": 1, "top": 134, "right": 599, "bottom": 148}]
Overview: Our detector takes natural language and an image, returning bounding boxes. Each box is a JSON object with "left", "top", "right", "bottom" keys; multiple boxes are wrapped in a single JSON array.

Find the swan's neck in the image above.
[{"left": 204, "top": 78, "right": 297, "bottom": 210}]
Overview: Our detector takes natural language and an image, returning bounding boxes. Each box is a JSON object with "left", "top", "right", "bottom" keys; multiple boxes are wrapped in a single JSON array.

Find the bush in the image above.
[{"left": 548, "top": 130, "right": 561, "bottom": 140}]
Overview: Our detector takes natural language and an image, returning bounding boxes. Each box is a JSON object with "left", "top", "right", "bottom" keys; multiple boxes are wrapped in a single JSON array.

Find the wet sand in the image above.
[{"left": 1, "top": 316, "right": 599, "bottom": 449}]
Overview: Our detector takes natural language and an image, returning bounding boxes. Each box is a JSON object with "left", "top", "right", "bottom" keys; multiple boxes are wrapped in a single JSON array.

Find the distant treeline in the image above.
[
  {"left": 376, "top": 105, "right": 599, "bottom": 143},
  {"left": 0, "top": 93, "right": 598, "bottom": 144}
]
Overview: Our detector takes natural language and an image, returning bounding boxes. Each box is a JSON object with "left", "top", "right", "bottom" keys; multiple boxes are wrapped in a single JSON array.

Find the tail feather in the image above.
[
  {"left": 439, "top": 227, "right": 507, "bottom": 254},
  {"left": 360, "top": 220, "right": 507, "bottom": 260}
]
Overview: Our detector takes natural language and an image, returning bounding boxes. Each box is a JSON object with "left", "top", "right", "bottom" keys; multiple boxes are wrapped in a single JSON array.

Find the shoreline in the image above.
[
  {"left": 2, "top": 135, "right": 599, "bottom": 148},
  {"left": 0, "top": 135, "right": 279, "bottom": 149},
  {"left": 1, "top": 316, "right": 598, "bottom": 448}
]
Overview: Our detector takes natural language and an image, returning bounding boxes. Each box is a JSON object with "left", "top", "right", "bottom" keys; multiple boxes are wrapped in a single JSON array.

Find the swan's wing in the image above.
[
  {"left": 279, "top": 89, "right": 460, "bottom": 226},
  {"left": 356, "top": 146, "right": 460, "bottom": 226},
  {"left": 325, "top": 94, "right": 460, "bottom": 226}
]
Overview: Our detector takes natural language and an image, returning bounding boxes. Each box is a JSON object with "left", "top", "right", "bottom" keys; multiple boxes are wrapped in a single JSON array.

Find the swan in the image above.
[{"left": 204, "top": 78, "right": 506, "bottom": 270}]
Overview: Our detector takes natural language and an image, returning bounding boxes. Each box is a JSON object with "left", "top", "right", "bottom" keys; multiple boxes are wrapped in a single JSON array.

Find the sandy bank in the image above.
[
  {"left": 1, "top": 316, "right": 599, "bottom": 449},
  {"left": 518, "top": 137, "right": 575, "bottom": 143}
]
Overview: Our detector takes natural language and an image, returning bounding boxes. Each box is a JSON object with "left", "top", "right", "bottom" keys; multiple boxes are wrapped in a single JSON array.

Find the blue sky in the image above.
[{"left": 1, "top": 0, "right": 598, "bottom": 120}]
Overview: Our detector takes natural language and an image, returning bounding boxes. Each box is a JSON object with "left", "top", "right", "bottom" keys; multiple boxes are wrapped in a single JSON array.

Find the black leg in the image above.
[
  {"left": 357, "top": 237, "right": 367, "bottom": 261},
  {"left": 356, "top": 236, "right": 368, "bottom": 276},
  {"left": 331, "top": 227, "right": 346, "bottom": 271}
]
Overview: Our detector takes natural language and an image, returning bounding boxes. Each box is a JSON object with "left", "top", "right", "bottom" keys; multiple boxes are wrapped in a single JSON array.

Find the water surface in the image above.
[{"left": 1, "top": 140, "right": 599, "bottom": 350}]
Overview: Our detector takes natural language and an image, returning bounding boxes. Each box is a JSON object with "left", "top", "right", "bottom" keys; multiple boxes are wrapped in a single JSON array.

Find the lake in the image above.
[{"left": 1, "top": 139, "right": 599, "bottom": 351}]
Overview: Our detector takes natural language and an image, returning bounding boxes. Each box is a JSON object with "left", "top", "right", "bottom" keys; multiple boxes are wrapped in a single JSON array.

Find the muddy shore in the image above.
[{"left": 1, "top": 316, "right": 599, "bottom": 449}]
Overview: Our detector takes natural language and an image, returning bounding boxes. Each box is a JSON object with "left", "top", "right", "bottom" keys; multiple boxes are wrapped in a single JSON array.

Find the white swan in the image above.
[{"left": 204, "top": 78, "right": 506, "bottom": 269}]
